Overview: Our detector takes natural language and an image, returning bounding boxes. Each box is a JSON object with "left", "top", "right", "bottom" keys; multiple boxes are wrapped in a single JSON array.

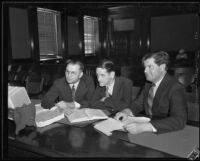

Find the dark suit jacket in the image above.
[
  {"left": 41, "top": 74, "right": 95, "bottom": 109},
  {"left": 89, "top": 76, "right": 132, "bottom": 113},
  {"left": 130, "top": 73, "right": 187, "bottom": 134}
]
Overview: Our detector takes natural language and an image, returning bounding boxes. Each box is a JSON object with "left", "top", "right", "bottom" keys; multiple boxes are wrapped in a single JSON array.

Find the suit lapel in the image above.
[
  {"left": 111, "top": 77, "right": 119, "bottom": 98},
  {"left": 76, "top": 79, "right": 87, "bottom": 100},
  {"left": 152, "top": 74, "right": 169, "bottom": 111},
  {"left": 63, "top": 78, "right": 73, "bottom": 99}
]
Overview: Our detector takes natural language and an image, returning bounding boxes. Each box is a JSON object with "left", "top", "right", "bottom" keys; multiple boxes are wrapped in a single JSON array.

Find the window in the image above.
[
  {"left": 37, "top": 8, "right": 62, "bottom": 60},
  {"left": 84, "top": 16, "right": 99, "bottom": 56}
]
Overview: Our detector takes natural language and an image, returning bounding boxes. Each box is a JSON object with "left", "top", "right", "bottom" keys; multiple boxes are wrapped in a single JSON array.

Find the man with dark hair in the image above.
[
  {"left": 115, "top": 51, "right": 187, "bottom": 134},
  {"left": 41, "top": 59, "right": 95, "bottom": 110},
  {"left": 89, "top": 59, "right": 132, "bottom": 113}
]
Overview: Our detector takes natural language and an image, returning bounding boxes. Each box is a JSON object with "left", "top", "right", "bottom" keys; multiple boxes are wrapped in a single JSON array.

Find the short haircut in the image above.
[
  {"left": 97, "top": 59, "right": 115, "bottom": 73},
  {"left": 66, "top": 59, "right": 84, "bottom": 72},
  {"left": 142, "top": 51, "right": 170, "bottom": 68}
]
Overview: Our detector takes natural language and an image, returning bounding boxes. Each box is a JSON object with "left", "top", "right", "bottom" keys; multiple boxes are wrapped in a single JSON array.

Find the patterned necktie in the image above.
[
  {"left": 147, "top": 83, "right": 155, "bottom": 117},
  {"left": 71, "top": 84, "right": 76, "bottom": 101}
]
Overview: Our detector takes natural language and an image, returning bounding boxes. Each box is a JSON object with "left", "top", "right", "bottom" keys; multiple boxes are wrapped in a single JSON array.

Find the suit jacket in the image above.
[
  {"left": 41, "top": 74, "right": 95, "bottom": 109},
  {"left": 89, "top": 76, "right": 132, "bottom": 113},
  {"left": 130, "top": 73, "right": 187, "bottom": 134}
]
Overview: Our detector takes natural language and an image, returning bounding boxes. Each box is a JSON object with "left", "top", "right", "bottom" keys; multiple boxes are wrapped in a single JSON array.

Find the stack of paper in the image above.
[{"left": 8, "top": 86, "right": 31, "bottom": 109}]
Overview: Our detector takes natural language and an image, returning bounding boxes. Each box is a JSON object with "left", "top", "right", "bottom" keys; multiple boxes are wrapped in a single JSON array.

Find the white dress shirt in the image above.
[{"left": 105, "top": 79, "right": 115, "bottom": 96}]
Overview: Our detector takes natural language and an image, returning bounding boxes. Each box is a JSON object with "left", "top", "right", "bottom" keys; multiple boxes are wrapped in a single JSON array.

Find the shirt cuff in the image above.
[
  {"left": 74, "top": 101, "right": 80, "bottom": 109},
  {"left": 149, "top": 123, "right": 157, "bottom": 132}
]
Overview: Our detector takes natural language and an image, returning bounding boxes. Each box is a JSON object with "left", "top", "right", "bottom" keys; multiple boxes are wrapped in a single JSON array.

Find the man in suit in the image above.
[
  {"left": 41, "top": 59, "right": 95, "bottom": 111},
  {"left": 89, "top": 59, "right": 132, "bottom": 114},
  {"left": 115, "top": 51, "right": 187, "bottom": 134}
]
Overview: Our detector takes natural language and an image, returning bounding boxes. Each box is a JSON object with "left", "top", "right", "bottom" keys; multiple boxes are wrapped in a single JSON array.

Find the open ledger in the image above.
[
  {"left": 65, "top": 108, "right": 108, "bottom": 123},
  {"left": 94, "top": 117, "right": 151, "bottom": 136},
  {"left": 35, "top": 103, "right": 65, "bottom": 127}
]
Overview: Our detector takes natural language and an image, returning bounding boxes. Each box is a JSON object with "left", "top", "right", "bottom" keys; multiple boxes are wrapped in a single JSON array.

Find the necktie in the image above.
[
  {"left": 147, "top": 83, "right": 155, "bottom": 117},
  {"left": 105, "top": 86, "right": 110, "bottom": 98},
  {"left": 71, "top": 85, "right": 76, "bottom": 101}
]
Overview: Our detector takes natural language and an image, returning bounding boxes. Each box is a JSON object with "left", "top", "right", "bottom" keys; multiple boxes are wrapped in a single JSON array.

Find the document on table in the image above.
[
  {"left": 65, "top": 108, "right": 108, "bottom": 123},
  {"left": 35, "top": 104, "right": 65, "bottom": 127},
  {"left": 94, "top": 116, "right": 151, "bottom": 136}
]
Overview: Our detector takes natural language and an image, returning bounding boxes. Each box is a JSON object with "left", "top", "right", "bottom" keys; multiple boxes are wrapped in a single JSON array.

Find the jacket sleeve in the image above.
[
  {"left": 41, "top": 80, "right": 59, "bottom": 109},
  {"left": 151, "top": 85, "right": 188, "bottom": 134},
  {"left": 79, "top": 76, "right": 95, "bottom": 108},
  {"left": 104, "top": 79, "right": 133, "bottom": 111},
  {"left": 129, "top": 87, "right": 145, "bottom": 115},
  {"left": 89, "top": 79, "right": 133, "bottom": 112}
]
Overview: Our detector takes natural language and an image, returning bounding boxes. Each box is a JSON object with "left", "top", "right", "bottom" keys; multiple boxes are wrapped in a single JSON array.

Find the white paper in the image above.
[
  {"left": 94, "top": 118, "right": 125, "bottom": 136},
  {"left": 94, "top": 116, "right": 151, "bottom": 136},
  {"left": 8, "top": 86, "right": 31, "bottom": 109}
]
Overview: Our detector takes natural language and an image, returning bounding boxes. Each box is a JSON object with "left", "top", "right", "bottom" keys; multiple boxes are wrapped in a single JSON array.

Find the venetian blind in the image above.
[
  {"left": 37, "top": 8, "right": 59, "bottom": 56},
  {"left": 84, "top": 16, "right": 99, "bottom": 55}
]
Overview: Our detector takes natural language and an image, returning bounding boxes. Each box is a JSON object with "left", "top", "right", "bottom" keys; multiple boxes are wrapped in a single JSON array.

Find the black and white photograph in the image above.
[{"left": 2, "top": 1, "right": 199, "bottom": 159}]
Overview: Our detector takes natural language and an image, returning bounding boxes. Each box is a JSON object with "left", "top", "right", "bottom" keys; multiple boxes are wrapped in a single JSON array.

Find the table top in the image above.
[
  {"left": 6, "top": 99, "right": 198, "bottom": 158},
  {"left": 7, "top": 119, "right": 177, "bottom": 158}
]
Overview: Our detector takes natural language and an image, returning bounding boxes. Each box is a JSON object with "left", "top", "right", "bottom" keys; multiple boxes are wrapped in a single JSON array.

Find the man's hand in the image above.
[
  {"left": 114, "top": 108, "right": 133, "bottom": 121},
  {"left": 56, "top": 101, "right": 75, "bottom": 109},
  {"left": 56, "top": 101, "right": 75, "bottom": 115},
  {"left": 100, "top": 97, "right": 107, "bottom": 102},
  {"left": 123, "top": 122, "right": 153, "bottom": 134}
]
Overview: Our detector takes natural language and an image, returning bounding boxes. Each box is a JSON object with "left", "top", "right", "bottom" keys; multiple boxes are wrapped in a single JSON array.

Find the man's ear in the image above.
[
  {"left": 160, "top": 64, "right": 166, "bottom": 71},
  {"left": 79, "top": 72, "right": 83, "bottom": 78},
  {"left": 110, "top": 71, "right": 115, "bottom": 78}
]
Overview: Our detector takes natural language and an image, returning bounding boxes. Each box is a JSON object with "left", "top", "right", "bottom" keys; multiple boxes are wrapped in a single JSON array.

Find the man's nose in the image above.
[
  {"left": 144, "top": 68, "right": 148, "bottom": 73},
  {"left": 97, "top": 77, "right": 101, "bottom": 82}
]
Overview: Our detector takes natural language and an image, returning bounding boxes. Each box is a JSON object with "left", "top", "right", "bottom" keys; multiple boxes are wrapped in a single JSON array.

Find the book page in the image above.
[
  {"left": 66, "top": 109, "right": 88, "bottom": 123},
  {"left": 85, "top": 108, "right": 108, "bottom": 120},
  {"left": 94, "top": 118, "right": 125, "bottom": 136},
  {"left": 8, "top": 86, "right": 31, "bottom": 109},
  {"left": 35, "top": 106, "right": 64, "bottom": 127}
]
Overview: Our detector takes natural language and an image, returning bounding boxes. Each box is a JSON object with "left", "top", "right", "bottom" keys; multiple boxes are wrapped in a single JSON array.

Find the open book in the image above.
[
  {"left": 65, "top": 108, "right": 108, "bottom": 124},
  {"left": 94, "top": 117, "right": 151, "bottom": 136},
  {"left": 35, "top": 104, "right": 65, "bottom": 127}
]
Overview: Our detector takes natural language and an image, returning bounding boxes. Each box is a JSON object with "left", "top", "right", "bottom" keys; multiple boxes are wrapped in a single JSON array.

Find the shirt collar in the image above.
[
  {"left": 106, "top": 78, "right": 115, "bottom": 90},
  {"left": 154, "top": 73, "right": 166, "bottom": 87},
  {"left": 69, "top": 80, "right": 80, "bottom": 89}
]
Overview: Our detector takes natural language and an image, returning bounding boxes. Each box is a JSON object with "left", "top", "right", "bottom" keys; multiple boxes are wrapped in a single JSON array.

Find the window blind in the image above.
[
  {"left": 37, "top": 8, "right": 59, "bottom": 56},
  {"left": 84, "top": 16, "right": 99, "bottom": 55}
]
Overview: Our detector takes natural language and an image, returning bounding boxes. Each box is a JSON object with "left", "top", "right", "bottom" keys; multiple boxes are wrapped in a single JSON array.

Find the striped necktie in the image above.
[
  {"left": 147, "top": 83, "right": 155, "bottom": 117},
  {"left": 71, "top": 84, "right": 76, "bottom": 101}
]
